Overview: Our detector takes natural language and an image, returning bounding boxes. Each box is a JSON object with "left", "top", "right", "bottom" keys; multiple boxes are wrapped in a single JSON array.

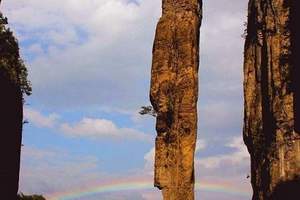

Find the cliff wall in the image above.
[{"left": 243, "top": 0, "right": 300, "bottom": 199}]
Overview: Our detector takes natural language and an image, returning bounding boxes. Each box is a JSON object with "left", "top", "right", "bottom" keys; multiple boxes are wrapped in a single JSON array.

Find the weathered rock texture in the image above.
[
  {"left": 0, "top": 3, "right": 31, "bottom": 198},
  {"left": 150, "top": 0, "right": 202, "bottom": 199},
  {"left": 243, "top": 0, "right": 300, "bottom": 199}
]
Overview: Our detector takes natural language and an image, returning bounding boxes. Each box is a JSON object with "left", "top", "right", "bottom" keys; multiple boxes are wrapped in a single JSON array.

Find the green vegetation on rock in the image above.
[
  {"left": 17, "top": 193, "right": 46, "bottom": 200},
  {"left": 0, "top": 12, "right": 31, "bottom": 95}
]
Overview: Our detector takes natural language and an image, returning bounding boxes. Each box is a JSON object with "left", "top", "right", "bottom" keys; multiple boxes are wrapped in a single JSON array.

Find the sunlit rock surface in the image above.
[
  {"left": 150, "top": 0, "right": 202, "bottom": 199},
  {"left": 243, "top": 0, "right": 300, "bottom": 199}
]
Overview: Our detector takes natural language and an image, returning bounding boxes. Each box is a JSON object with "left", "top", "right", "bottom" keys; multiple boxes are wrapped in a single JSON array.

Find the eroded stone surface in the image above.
[
  {"left": 150, "top": 0, "right": 202, "bottom": 199},
  {"left": 243, "top": 1, "right": 300, "bottom": 199}
]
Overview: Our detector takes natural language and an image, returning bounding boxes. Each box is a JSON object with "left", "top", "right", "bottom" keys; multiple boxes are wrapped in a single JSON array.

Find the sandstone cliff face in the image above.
[
  {"left": 150, "top": 1, "right": 202, "bottom": 199},
  {"left": 0, "top": 4, "right": 31, "bottom": 198},
  {"left": 243, "top": 0, "right": 300, "bottom": 199}
]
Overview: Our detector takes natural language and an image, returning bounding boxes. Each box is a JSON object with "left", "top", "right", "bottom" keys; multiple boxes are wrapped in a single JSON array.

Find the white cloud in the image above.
[
  {"left": 144, "top": 147, "right": 154, "bottom": 163},
  {"left": 196, "top": 139, "right": 207, "bottom": 152},
  {"left": 20, "top": 146, "right": 102, "bottom": 196},
  {"left": 143, "top": 147, "right": 154, "bottom": 173},
  {"left": 194, "top": 136, "right": 252, "bottom": 199},
  {"left": 198, "top": 100, "right": 243, "bottom": 140},
  {"left": 60, "top": 117, "right": 152, "bottom": 142},
  {"left": 24, "top": 107, "right": 59, "bottom": 128},
  {"left": 24, "top": 107, "right": 152, "bottom": 142},
  {"left": 2, "top": 0, "right": 161, "bottom": 110},
  {"left": 196, "top": 136, "right": 249, "bottom": 170}
]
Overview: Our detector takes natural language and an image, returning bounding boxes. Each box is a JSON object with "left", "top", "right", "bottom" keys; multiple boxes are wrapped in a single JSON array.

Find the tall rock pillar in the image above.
[
  {"left": 0, "top": 3, "right": 31, "bottom": 198},
  {"left": 243, "top": 0, "right": 300, "bottom": 199},
  {"left": 150, "top": 0, "right": 202, "bottom": 199}
]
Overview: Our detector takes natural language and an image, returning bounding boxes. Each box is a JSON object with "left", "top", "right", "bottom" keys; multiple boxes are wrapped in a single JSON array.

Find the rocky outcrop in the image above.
[
  {"left": 150, "top": 0, "right": 202, "bottom": 199},
  {"left": 243, "top": 0, "right": 300, "bottom": 199},
  {"left": 0, "top": 4, "right": 31, "bottom": 199}
]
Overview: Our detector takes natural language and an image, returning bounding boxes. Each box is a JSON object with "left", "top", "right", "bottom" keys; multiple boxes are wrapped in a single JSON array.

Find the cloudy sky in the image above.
[{"left": 2, "top": 0, "right": 252, "bottom": 199}]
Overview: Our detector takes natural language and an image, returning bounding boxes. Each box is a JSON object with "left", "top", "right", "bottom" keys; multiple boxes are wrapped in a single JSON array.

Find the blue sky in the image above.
[{"left": 2, "top": 0, "right": 252, "bottom": 199}]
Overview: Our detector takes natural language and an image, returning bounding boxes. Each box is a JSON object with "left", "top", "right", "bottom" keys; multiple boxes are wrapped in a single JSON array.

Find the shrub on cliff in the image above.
[{"left": 17, "top": 193, "right": 46, "bottom": 200}]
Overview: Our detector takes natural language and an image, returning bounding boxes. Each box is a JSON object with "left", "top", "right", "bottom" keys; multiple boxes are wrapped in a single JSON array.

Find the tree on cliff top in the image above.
[{"left": 0, "top": 12, "right": 31, "bottom": 96}]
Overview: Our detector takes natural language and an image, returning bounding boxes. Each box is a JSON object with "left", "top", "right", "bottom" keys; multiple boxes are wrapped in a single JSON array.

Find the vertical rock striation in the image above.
[
  {"left": 243, "top": 0, "right": 300, "bottom": 199},
  {"left": 150, "top": 0, "right": 202, "bottom": 199},
  {"left": 0, "top": 3, "right": 31, "bottom": 198}
]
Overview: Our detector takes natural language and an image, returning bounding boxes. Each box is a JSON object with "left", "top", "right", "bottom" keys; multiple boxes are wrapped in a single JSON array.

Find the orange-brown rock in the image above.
[
  {"left": 243, "top": 0, "right": 300, "bottom": 199},
  {"left": 150, "top": 0, "right": 202, "bottom": 199}
]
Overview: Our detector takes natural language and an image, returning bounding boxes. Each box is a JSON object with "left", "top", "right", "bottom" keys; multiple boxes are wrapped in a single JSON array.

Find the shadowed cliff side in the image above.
[
  {"left": 150, "top": 0, "right": 202, "bottom": 199},
  {"left": 270, "top": 176, "right": 300, "bottom": 200},
  {"left": 243, "top": 0, "right": 300, "bottom": 199},
  {"left": 0, "top": 2, "right": 31, "bottom": 199}
]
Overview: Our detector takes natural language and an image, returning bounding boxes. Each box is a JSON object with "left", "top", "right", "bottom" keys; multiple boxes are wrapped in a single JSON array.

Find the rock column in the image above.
[
  {"left": 243, "top": 0, "right": 300, "bottom": 199},
  {"left": 150, "top": 0, "right": 202, "bottom": 199}
]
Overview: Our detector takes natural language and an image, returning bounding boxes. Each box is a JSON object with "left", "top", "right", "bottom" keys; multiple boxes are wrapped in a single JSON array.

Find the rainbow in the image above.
[{"left": 47, "top": 180, "right": 251, "bottom": 200}]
